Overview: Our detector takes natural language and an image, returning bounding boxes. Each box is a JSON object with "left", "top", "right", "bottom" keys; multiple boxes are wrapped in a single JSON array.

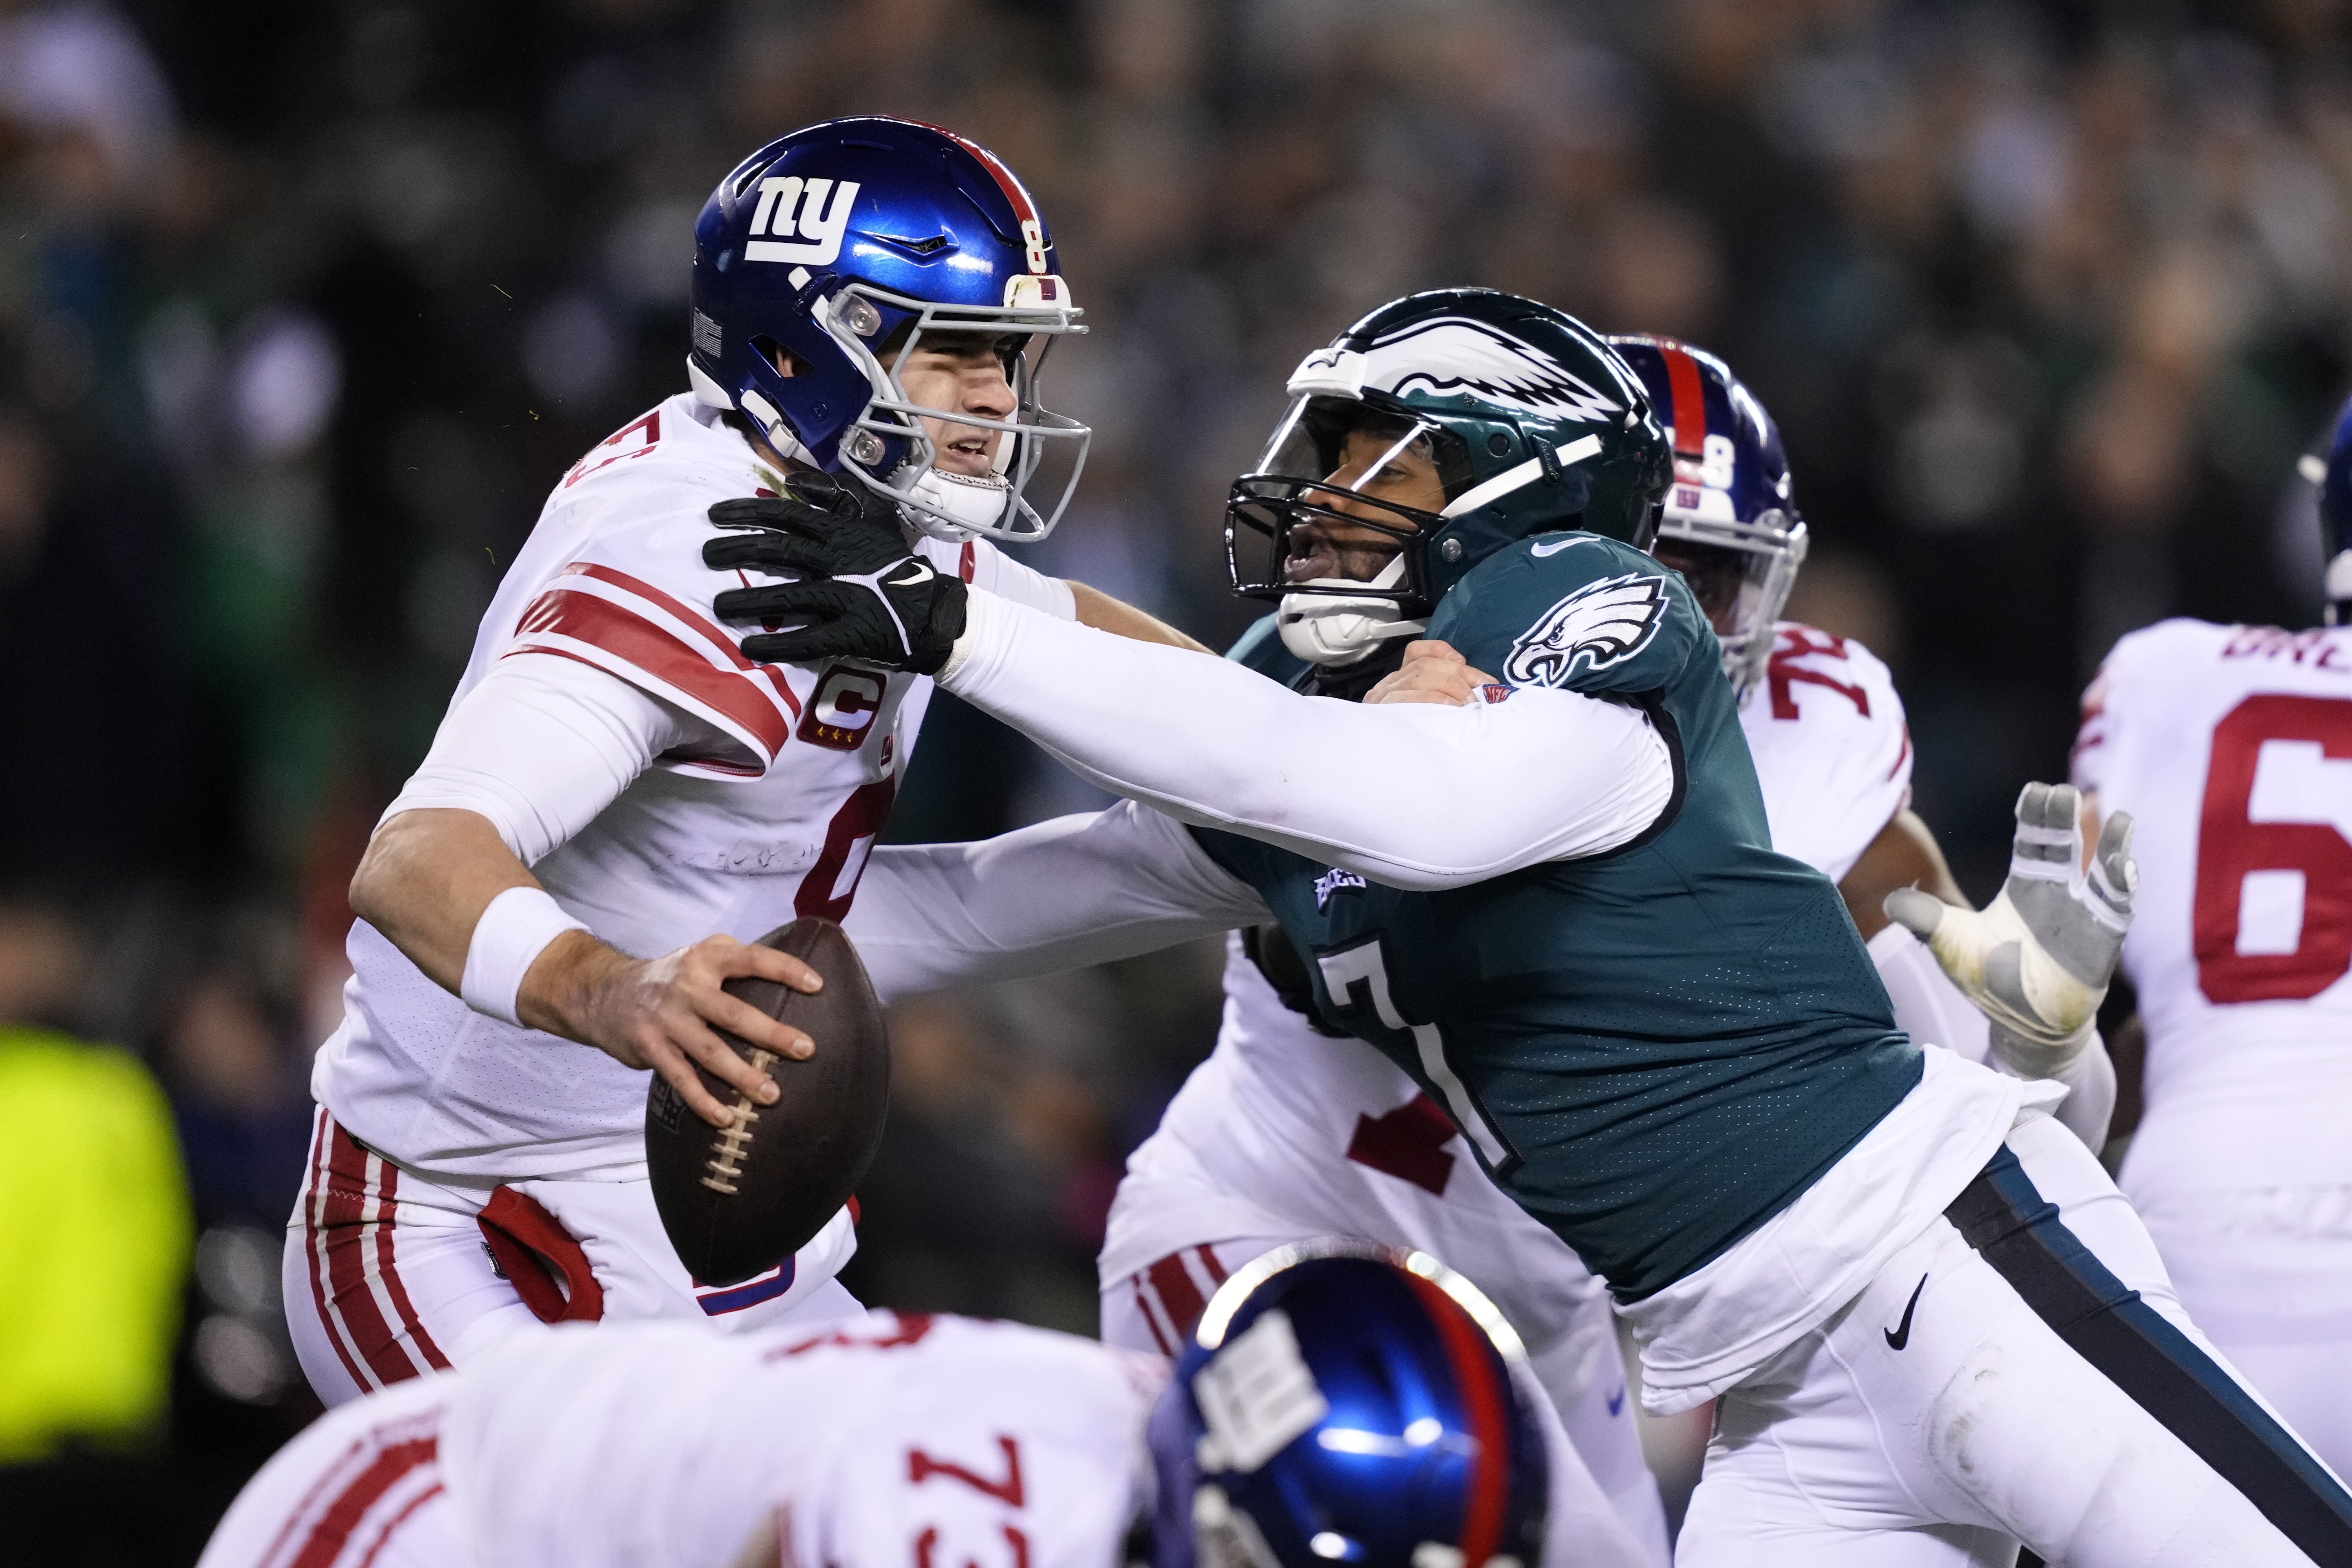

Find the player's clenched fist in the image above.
[
  {"left": 1365, "top": 640, "right": 1500, "bottom": 706},
  {"left": 520, "top": 931, "right": 824, "bottom": 1129}
]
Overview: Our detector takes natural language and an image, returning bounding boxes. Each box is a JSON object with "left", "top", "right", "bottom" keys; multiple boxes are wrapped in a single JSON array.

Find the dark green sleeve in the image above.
[
  {"left": 1223, "top": 612, "right": 1311, "bottom": 682},
  {"left": 1429, "top": 534, "right": 1713, "bottom": 698},
  {"left": 1186, "top": 824, "right": 1259, "bottom": 883}
]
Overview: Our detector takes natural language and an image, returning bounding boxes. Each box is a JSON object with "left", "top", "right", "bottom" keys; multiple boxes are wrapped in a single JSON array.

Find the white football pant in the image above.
[
  {"left": 2138, "top": 1198, "right": 2352, "bottom": 1488},
  {"left": 1680, "top": 1113, "right": 2352, "bottom": 1565},
  {"left": 282, "top": 1109, "right": 859, "bottom": 1405}
]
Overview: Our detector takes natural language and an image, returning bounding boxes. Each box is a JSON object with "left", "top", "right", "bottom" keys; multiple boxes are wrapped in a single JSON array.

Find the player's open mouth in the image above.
[
  {"left": 1285, "top": 542, "right": 1344, "bottom": 583},
  {"left": 933, "top": 431, "right": 995, "bottom": 474}
]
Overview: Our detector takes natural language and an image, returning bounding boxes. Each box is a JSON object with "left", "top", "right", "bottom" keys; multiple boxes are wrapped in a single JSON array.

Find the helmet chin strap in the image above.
[
  {"left": 1277, "top": 555, "right": 1427, "bottom": 667},
  {"left": 892, "top": 462, "right": 1013, "bottom": 542}
]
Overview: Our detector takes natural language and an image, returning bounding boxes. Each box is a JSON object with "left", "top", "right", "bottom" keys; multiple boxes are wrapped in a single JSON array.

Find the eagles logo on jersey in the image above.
[{"left": 1503, "top": 572, "right": 1671, "bottom": 687}]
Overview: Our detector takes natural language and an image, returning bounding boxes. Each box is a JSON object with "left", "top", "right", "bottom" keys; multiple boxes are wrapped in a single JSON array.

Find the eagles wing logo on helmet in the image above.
[
  {"left": 1504, "top": 573, "right": 1670, "bottom": 687},
  {"left": 1364, "top": 318, "right": 1621, "bottom": 424}
]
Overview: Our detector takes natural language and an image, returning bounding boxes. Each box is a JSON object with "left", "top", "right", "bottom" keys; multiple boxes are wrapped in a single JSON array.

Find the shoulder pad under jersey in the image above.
[
  {"left": 1430, "top": 531, "right": 1709, "bottom": 697},
  {"left": 508, "top": 399, "right": 802, "bottom": 773},
  {"left": 1741, "top": 623, "right": 1911, "bottom": 883}
]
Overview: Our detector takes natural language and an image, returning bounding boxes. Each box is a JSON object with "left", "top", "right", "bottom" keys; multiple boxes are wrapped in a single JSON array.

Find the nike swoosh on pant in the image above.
[{"left": 1885, "top": 1273, "right": 1928, "bottom": 1350}]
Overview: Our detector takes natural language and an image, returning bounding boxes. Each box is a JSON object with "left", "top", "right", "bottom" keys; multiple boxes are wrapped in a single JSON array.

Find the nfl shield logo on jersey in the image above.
[{"left": 1503, "top": 573, "right": 1670, "bottom": 687}]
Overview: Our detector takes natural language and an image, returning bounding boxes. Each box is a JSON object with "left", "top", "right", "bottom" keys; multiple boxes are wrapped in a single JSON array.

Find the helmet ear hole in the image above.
[{"left": 749, "top": 335, "right": 812, "bottom": 379}]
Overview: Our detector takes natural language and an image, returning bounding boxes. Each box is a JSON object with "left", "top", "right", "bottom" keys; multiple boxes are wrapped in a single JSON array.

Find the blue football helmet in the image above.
[
  {"left": 1607, "top": 335, "right": 1807, "bottom": 700},
  {"left": 687, "top": 116, "right": 1088, "bottom": 542},
  {"left": 2310, "top": 391, "right": 2352, "bottom": 624},
  {"left": 1149, "top": 1241, "right": 1551, "bottom": 1568}
]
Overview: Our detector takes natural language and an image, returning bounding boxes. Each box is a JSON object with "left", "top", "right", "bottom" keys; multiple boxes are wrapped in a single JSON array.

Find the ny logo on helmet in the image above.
[
  {"left": 746, "top": 176, "right": 863, "bottom": 267},
  {"left": 1503, "top": 573, "right": 1670, "bottom": 687}
]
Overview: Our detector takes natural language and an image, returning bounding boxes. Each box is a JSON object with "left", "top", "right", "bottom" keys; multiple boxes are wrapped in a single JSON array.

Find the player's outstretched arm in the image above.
[
  {"left": 705, "top": 485, "right": 1211, "bottom": 658},
  {"left": 1068, "top": 581, "right": 1212, "bottom": 653},
  {"left": 845, "top": 799, "right": 1271, "bottom": 1002},
  {"left": 1883, "top": 782, "right": 2136, "bottom": 1076},
  {"left": 919, "top": 596, "right": 1675, "bottom": 888}
]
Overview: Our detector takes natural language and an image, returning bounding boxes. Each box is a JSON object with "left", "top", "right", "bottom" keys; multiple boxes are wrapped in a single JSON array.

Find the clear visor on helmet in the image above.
[
  {"left": 820, "top": 278, "right": 1090, "bottom": 544},
  {"left": 1648, "top": 503, "right": 1807, "bottom": 699},
  {"left": 1225, "top": 395, "right": 1461, "bottom": 604}
]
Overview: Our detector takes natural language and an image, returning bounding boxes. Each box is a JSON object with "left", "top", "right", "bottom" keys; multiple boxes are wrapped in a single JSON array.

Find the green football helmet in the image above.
[{"left": 1226, "top": 288, "right": 1672, "bottom": 665}]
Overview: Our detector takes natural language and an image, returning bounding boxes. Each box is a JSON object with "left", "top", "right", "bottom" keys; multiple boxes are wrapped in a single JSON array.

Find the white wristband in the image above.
[{"left": 460, "top": 886, "right": 590, "bottom": 1028}]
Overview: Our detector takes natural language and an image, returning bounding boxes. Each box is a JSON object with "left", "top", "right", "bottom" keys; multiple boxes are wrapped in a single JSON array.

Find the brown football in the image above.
[{"left": 644, "top": 918, "right": 891, "bottom": 1288}]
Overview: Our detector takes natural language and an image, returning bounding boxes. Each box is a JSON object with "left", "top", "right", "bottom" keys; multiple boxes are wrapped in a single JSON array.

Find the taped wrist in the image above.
[{"left": 461, "top": 886, "right": 590, "bottom": 1027}]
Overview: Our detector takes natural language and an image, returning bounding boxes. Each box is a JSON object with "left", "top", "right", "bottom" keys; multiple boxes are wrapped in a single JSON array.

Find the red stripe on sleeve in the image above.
[
  {"left": 1131, "top": 1275, "right": 1175, "bottom": 1356},
  {"left": 1663, "top": 345, "right": 1707, "bottom": 458},
  {"left": 351, "top": 1482, "right": 444, "bottom": 1568},
  {"left": 1145, "top": 1252, "right": 1209, "bottom": 1343},
  {"left": 285, "top": 1437, "right": 439, "bottom": 1568},
  {"left": 566, "top": 562, "right": 803, "bottom": 718},
  {"left": 514, "top": 587, "right": 792, "bottom": 758},
  {"left": 1406, "top": 1274, "right": 1511, "bottom": 1568}
]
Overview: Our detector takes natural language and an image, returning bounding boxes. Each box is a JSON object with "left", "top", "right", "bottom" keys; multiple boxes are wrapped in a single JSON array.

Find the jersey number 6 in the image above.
[{"left": 2193, "top": 693, "right": 2352, "bottom": 1004}]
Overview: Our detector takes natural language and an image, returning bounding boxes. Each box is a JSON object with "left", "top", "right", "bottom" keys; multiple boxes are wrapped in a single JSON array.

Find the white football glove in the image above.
[{"left": 1883, "top": 782, "right": 2136, "bottom": 1077}]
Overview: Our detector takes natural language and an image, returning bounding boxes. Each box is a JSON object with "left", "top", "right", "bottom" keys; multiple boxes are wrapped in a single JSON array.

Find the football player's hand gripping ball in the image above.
[
  {"left": 705, "top": 474, "right": 967, "bottom": 673},
  {"left": 1885, "top": 782, "right": 2136, "bottom": 1076}
]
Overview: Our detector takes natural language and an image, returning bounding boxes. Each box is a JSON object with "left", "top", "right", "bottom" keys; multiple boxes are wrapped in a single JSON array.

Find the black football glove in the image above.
[{"left": 704, "top": 474, "right": 969, "bottom": 674}]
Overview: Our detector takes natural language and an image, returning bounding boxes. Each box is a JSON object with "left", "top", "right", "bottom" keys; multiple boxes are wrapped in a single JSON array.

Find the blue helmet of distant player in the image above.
[
  {"left": 1225, "top": 288, "right": 1671, "bottom": 667},
  {"left": 1148, "top": 1241, "right": 1551, "bottom": 1568},
  {"left": 1608, "top": 335, "right": 1807, "bottom": 701},
  {"left": 687, "top": 116, "right": 1088, "bottom": 542},
  {"left": 2308, "top": 391, "right": 2352, "bottom": 624}
]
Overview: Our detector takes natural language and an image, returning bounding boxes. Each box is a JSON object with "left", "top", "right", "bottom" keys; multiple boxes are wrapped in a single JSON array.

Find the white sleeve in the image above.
[
  {"left": 964, "top": 537, "right": 1078, "bottom": 620},
  {"left": 937, "top": 593, "right": 1675, "bottom": 892},
  {"left": 384, "top": 652, "right": 709, "bottom": 864},
  {"left": 843, "top": 800, "right": 1271, "bottom": 1003},
  {"left": 1865, "top": 923, "right": 2114, "bottom": 1152}
]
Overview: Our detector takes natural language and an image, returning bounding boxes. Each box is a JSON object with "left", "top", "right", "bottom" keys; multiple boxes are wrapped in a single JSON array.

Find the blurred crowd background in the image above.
[{"left": 0, "top": 0, "right": 2346, "bottom": 1559}]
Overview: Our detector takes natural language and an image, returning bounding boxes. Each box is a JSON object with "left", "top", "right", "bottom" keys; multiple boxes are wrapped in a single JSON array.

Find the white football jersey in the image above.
[
  {"left": 1739, "top": 622, "right": 1912, "bottom": 883},
  {"left": 1102, "top": 624, "right": 1916, "bottom": 1329},
  {"left": 441, "top": 1312, "right": 1160, "bottom": 1568},
  {"left": 2073, "top": 618, "right": 2352, "bottom": 1201},
  {"left": 314, "top": 394, "right": 1071, "bottom": 1182}
]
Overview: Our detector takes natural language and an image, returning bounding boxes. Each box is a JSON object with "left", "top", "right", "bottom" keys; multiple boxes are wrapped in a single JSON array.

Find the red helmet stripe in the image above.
[
  {"left": 902, "top": 118, "right": 1040, "bottom": 226},
  {"left": 1405, "top": 1274, "right": 1510, "bottom": 1568},
  {"left": 1663, "top": 344, "right": 1707, "bottom": 457}
]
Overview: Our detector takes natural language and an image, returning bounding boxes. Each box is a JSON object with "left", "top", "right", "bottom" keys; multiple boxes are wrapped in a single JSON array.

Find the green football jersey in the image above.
[{"left": 1196, "top": 533, "right": 1922, "bottom": 1298}]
